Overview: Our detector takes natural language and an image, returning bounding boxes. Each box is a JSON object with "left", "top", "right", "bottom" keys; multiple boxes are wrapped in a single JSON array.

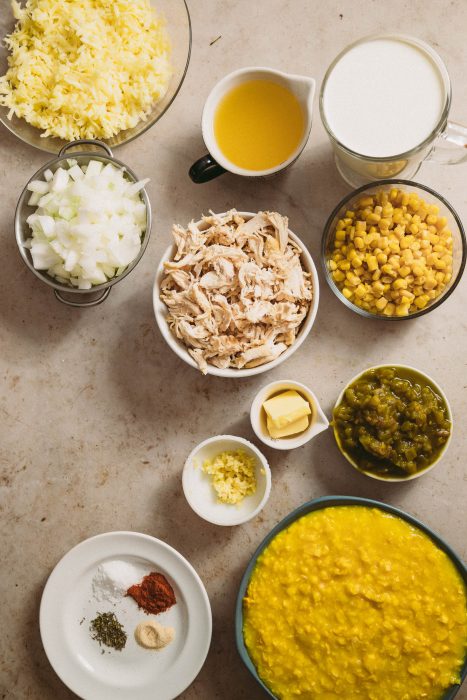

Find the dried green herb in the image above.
[{"left": 90, "top": 612, "right": 127, "bottom": 651}]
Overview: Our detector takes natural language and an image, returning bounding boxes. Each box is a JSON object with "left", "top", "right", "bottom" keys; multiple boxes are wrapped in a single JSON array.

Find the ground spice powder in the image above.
[{"left": 126, "top": 572, "right": 176, "bottom": 614}]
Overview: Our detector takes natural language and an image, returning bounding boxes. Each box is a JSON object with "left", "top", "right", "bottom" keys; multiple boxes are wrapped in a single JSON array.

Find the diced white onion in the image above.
[{"left": 25, "top": 161, "right": 149, "bottom": 288}]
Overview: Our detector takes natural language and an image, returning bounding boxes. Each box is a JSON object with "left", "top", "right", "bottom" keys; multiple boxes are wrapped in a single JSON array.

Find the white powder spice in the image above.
[{"left": 92, "top": 560, "right": 143, "bottom": 605}]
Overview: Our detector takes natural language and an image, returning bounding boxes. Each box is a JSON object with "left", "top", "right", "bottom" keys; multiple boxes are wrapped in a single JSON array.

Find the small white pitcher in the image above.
[
  {"left": 189, "top": 67, "right": 316, "bottom": 183},
  {"left": 250, "top": 380, "right": 329, "bottom": 451}
]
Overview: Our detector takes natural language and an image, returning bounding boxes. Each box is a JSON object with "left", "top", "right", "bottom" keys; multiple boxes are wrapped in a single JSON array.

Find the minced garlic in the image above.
[
  {"left": 202, "top": 450, "right": 257, "bottom": 505},
  {"left": 0, "top": 0, "right": 172, "bottom": 141}
]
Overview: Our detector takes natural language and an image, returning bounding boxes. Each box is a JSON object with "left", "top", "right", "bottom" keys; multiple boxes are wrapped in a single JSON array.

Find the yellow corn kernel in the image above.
[
  {"left": 335, "top": 229, "right": 346, "bottom": 241},
  {"left": 346, "top": 272, "right": 361, "bottom": 286},
  {"left": 366, "top": 255, "right": 378, "bottom": 271},
  {"left": 423, "top": 277, "right": 437, "bottom": 291},
  {"left": 372, "top": 269, "right": 382, "bottom": 281},
  {"left": 379, "top": 218, "right": 391, "bottom": 230},
  {"left": 338, "top": 260, "right": 351, "bottom": 271},
  {"left": 367, "top": 212, "right": 381, "bottom": 223},
  {"left": 436, "top": 216, "right": 448, "bottom": 230},
  {"left": 332, "top": 270, "right": 346, "bottom": 283},
  {"left": 376, "top": 252, "right": 388, "bottom": 265},
  {"left": 396, "top": 303, "right": 410, "bottom": 316},
  {"left": 342, "top": 286, "right": 353, "bottom": 300},
  {"left": 409, "top": 224, "right": 419, "bottom": 235},
  {"left": 415, "top": 295, "right": 429, "bottom": 309},
  {"left": 388, "top": 255, "right": 400, "bottom": 267},
  {"left": 401, "top": 249, "right": 414, "bottom": 263},
  {"left": 372, "top": 281, "right": 385, "bottom": 296},
  {"left": 354, "top": 284, "right": 366, "bottom": 299},
  {"left": 351, "top": 256, "right": 363, "bottom": 268},
  {"left": 328, "top": 260, "right": 337, "bottom": 271},
  {"left": 375, "top": 297, "right": 388, "bottom": 311},
  {"left": 383, "top": 302, "right": 396, "bottom": 316},
  {"left": 393, "top": 278, "right": 407, "bottom": 290},
  {"left": 399, "top": 266, "right": 411, "bottom": 278}
]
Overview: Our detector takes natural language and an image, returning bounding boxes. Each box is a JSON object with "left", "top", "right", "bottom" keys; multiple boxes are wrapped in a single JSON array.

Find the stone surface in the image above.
[{"left": 0, "top": 0, "right": 466, "bottom": 698}]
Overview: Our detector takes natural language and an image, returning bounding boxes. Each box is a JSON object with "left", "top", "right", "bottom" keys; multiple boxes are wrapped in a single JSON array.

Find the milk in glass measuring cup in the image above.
[{"left": 320, "top": 34, "right": 467, "bottom": 187}]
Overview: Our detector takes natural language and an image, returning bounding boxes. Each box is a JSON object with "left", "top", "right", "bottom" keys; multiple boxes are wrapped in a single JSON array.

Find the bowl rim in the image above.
[
  {"left": 181, "top": 434, "right": 272, "bottom": 526},
  {"left": 250, "top": 379, "right": 329, "bottom": 450},
  {"left": 0, "top": 0, "right": 192, "bottom": 154},
  {"left": 320, "top": 178, "right": 467, "bottom": 320},
  {"left": 332, "top": 363, "right": 453, "bottom": 482},
  {"left": 14, "top": 149, "right": 152, "bottom": 294},
  {"left": 201, "top": 66, "right": 315, "bottom": 177},
  {"left": 235, "top": 495, "right": 467, "bottom": 700},
  {"left": 153, "top": 211, "right": 320, "bottom": 377}
]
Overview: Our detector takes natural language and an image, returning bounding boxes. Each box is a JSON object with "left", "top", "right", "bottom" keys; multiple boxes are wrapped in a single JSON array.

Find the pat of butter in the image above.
[
  {"left": 263, "top": 390, "right": 311, "bottom": 430},
  {"left": 267, "top": 414, "right": 310, "bottom": 439}
]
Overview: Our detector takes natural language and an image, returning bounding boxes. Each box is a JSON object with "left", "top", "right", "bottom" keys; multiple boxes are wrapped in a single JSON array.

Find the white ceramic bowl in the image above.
[
  {"left": 153, "top": 212, "right": 319, "bottom": 377},
  {"left": 182, "top": 435, "right": 271, "bottom": 526},
  {"left": 333, "top": 364, "right": 453, "bottom": 482},
  {"left": 201, "top": 67, "right": 315, "bottom": 178},
  {"left": 251, "top": 380, "right": 329, "bottom": 450}
]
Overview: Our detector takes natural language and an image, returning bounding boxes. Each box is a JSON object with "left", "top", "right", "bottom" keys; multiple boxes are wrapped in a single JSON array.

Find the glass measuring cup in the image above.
[{"left": 320, "top": 34, "right": 467, "bottom": 187}]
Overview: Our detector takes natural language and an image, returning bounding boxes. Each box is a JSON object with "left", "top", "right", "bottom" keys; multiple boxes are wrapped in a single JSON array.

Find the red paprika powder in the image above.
[{"left": 126, "top": 572, "right": 176, "bottom": 614}]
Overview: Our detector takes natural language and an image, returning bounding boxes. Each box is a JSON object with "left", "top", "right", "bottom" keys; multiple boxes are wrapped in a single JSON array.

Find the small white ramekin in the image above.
[
  {"left": 333, "top": 364, "right": 453, "bottom": 482},
  {"left": 251, "top": 380, "right": 329, "bottom": 450},
  {"left": 182, "top": 435, "right": 271, "bottom": 526}
]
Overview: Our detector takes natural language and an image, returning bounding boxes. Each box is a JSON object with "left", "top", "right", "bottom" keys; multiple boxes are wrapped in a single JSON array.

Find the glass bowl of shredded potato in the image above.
[
  {"left": 321, "top": 179, "right": 466, "bottom": 320},
  {"left": 0, "top": 0, "right": 191, "bottom": 153}
]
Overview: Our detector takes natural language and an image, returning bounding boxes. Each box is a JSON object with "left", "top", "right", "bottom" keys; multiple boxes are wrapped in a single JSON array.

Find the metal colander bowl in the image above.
[{"left": 15, "top": 139, "right": 152, "bottom": 307}]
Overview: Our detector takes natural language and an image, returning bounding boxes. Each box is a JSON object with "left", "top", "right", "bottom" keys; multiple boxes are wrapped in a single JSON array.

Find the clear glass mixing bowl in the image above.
[
  {"left": 0, "top": 0, "right": 191, "bottom": 153},
  {"left": 321, "top": 179, "right": 466, "bottom": 321}
]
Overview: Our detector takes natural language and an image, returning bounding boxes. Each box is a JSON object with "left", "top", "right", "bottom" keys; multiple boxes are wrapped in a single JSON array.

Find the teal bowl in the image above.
[{"left": 235, "top": 495, "right": 467, "bottom": 700}]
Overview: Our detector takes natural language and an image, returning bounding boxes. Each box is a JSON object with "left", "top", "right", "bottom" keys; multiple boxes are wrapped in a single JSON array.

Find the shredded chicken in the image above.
[{"left": 160, "top": 210, "right": 313, "bottom": 374}]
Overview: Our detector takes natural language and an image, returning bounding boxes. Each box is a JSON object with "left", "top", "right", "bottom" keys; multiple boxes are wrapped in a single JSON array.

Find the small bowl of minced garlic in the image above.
[
  {"left": 251, "top": 380, "right": 329, "bottom": 450},
  {"left": 182, "top": 435, "right": 271, "bottom": 526}
]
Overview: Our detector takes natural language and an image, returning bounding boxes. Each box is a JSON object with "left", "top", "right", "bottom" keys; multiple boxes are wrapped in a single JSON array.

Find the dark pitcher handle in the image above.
[{"left": 189, "top": 154, "right": 226, "bottom": 183}]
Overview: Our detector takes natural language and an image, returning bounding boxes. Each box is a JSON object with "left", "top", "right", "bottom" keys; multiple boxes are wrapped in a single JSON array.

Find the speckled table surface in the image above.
[{"left": 1, "top": 1, "right": 467, "bottom": 698}]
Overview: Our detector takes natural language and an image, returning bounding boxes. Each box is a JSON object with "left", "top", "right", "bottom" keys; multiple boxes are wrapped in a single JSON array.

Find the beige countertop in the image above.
[{"left": 1, "top": 0, "right": 466, "bottom": 698}]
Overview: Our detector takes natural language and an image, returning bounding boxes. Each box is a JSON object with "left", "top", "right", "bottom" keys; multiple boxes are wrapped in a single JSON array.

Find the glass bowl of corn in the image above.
[{"left": 321, "top": 180, "right": 466, "bottom": 320}]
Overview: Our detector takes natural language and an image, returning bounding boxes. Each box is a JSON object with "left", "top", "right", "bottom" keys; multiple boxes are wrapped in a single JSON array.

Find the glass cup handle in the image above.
[
  {"left": 426, "top": 121, "right": 467, "bottom": 165},
  {"left": 189, "top": 154, "right": 226, "bottom": 183}
]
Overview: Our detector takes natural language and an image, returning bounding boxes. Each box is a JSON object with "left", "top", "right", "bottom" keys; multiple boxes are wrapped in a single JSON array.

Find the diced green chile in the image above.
[{"left": 333, "top": 367, "right": 451, "bottom": 478}]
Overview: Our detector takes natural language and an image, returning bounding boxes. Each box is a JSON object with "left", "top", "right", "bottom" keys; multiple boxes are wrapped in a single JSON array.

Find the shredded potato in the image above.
[{"left": 0, "top": 0, "right": 172, "bottom": 140}]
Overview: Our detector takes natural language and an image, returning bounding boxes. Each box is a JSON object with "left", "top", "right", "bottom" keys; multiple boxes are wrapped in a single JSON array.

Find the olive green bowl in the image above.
[
  {"left": 333, "top": 364, "right": 453, "bottom": 482},
  {"left": 235, "top": 496, "right": 467, "bottom": 700}
]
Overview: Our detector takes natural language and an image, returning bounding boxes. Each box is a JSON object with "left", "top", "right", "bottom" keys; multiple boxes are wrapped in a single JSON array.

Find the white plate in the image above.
[{"left": 39, "top": 531, "right": 212, "bottom": 700}]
